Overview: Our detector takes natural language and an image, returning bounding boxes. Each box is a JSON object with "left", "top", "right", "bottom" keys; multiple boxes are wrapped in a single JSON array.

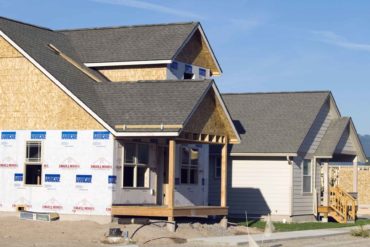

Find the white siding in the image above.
[{"left": 228, "top": 159, "right": 291, "bottom": 216}]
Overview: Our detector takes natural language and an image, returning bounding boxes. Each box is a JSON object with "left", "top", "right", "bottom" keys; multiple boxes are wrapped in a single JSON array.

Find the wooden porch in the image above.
[{"left": 111, "top": 205, "right": 228, "bottom": 218}]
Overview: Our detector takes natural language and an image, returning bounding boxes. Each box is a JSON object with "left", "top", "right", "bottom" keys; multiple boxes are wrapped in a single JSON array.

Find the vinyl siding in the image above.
[
  {"left": 299, "top": 101, "right": 332, "bottom": 156},
  {"left": 227, "top": 159, "right": 291, "bottom": 216},
  {"left": 336, "top": 129, "right": 356, "bottom": 155},
  {"left": 208, "top": 154, "right": 221, "bottom": 206}
]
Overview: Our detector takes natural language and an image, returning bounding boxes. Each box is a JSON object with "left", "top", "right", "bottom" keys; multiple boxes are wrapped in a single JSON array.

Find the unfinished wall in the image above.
[
  {"left": 183, "top": 89, "right": 237, "bottom": 142},
  {"left": 336, "top": 167, "right": 370, "bottom": 206},
  {"left": 0, "top": 37, "right": 103, "bottom": 130},
  {"left": 98, "top": 65, "right": 167, "bottom": 82},
  {"left": 175, "top": 30, "right": 220, "bottom": 75},
  {"left": 0, "top": 130, "right": 114, "bottom": 216}
]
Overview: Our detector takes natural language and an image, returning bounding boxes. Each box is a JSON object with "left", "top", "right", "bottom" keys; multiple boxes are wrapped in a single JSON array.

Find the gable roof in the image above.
[
  {"left": 59, "top": 22, "right": 198, "bottom": 64},
  {"left": 315, "top": 117, "right": 350, "bottom": 157},
  {"left": 0, "top": 17, "right": 232, "bottom": 137},
  {"left": 94, "top": 80, "right": 213, "bottom": 132},
  {"left": 223, "top": 91, "right": 331, "bottom": 154}
]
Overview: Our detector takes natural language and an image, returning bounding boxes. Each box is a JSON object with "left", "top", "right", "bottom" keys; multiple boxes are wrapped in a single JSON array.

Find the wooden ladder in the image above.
[{"left": 328, "top": 186, "right": 357, "bottom": 224}]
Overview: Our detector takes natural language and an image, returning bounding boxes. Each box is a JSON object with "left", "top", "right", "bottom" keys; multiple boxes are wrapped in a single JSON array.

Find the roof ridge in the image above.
[
  {"left": 0, "top": 16, "right": 53, "bottom": 31},
  {"left": 222, "top": 90, "right": 331, "bottom": 96},
  {"left": 58, "top": 21, "right": 198, "bottom": 32},
  {"left": 106, "top": 79, "right": 213, "bottom": 84}
]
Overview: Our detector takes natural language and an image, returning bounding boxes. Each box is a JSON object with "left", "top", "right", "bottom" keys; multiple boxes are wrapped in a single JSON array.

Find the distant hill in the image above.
[{"left": 359, "top": 135, "right": 370, "bottom": 158}]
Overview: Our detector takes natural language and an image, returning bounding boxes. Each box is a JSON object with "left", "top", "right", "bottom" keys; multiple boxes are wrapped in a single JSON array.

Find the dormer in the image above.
[{"left": 61, "top": 22, "right": 222, "bottom": 82}]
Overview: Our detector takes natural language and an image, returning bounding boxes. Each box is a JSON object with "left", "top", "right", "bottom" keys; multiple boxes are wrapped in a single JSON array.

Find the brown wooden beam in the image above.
[
  {"left": 221, "top": 137, "right": 228, "bottom": 207},
  {"left": 168, "top": 139, "right": 176, "bottom": 210}
]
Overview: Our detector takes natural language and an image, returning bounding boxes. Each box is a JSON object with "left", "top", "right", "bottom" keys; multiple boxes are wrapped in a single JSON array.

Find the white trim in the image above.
[
  {"left": 230, "top": 153, "right": 298, "bottom": 157},
  {"left": 0, "top": 31, "right": 119, "bottom": 136},
  {"left": 115, "top": 132, "right": 179, "bottom": 137},
  {"left": 85, "top": 60, "right": 172, "bottom": 67}
]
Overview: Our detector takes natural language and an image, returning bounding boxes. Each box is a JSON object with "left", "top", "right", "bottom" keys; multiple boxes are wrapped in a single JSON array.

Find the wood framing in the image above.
[
  {"left": 183, "top": 88, "right": 238, "bottom": 143},
  {"left": 98, "top": 65, "right": 167, "bottom": 82},
  {"left": 221, "top": 138, "right": 228, "bottom": 207},
  {"left": 168, "top": 140, "right": 176, "bottom": 209},
  {"left": 0, "top": 37, "right": 104, "bottom": 130},
  {"left": 175, "top": 29, "right": 221, "bottom": 75},
  {"left": 111, "top": 205, "right": 228, "bottom": 217}
]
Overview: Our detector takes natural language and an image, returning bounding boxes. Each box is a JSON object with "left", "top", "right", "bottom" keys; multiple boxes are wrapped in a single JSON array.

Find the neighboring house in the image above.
[
  {"left": 209, "top": 92, "right": 366, "bottom": 222},
  {"left": 0, "top": 17, "right": 240, "bottom": 223}
]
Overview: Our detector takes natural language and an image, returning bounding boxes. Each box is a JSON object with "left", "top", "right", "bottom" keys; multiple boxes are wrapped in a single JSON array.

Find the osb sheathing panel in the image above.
[
  {"left": 336, "top": 167, "right": 370, "bottom": 204},
  {"left": 98, "top": 65, "right": 167, "bottom": 82},
  {"left": 0, "top": 37, "right": 104, "bottom": 130},
  {"left": 183, "top": 89, "right": 236, "bottom": 141},
  {"left": 175, "top": 30, "right": 220, "bottom": 75}
]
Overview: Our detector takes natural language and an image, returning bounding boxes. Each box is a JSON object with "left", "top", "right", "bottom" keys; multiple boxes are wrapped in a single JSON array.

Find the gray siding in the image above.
[
  {"left": 335, "top": 129, "right": 356, "bottom": 155},
  {"left": 299, "top": 101, "right": 332, "bottom": 156},
  {"left": 292, "top": 157, "right": 321, "bottom": 216}
]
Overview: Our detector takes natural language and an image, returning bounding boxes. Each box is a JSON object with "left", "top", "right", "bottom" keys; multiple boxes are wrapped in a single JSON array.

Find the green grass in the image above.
[{"left": 239, "top": 218, "right": 370, "bottom": 232}]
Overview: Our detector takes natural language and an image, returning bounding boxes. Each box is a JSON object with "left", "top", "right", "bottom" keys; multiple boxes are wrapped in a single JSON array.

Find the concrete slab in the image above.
[{"left": 188, "top": 225, "right": 370, "bottom": 246}]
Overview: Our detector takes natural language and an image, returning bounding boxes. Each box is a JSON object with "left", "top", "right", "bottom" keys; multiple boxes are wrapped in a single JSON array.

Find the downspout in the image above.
[{"left": 287, "top": 156, "right": 293, "bottom": 218}]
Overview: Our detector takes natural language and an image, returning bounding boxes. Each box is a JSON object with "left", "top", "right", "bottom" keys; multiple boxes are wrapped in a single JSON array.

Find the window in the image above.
[
  {"left": 181, "top": 146, "right": 199, "bottom": 184},
  {"left": 212, "top": 155, "right": 221, "bottom": 179},
  {"left": 303, "top": 160, "right": 312, "bottom": 193},
  {"left": 123, "top": 143, "right": 150, "bottom": 188},
  {"left": 184, "top": 64, "right": 194, "bottom": 79},
  {"left": 25, "top": 141, "right": 42, "bottom": 185}
]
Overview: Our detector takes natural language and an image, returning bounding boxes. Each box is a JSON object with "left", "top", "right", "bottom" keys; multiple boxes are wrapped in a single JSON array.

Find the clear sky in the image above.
[{"left": 0, "top": 0, "right": 369, "bottom": 134}]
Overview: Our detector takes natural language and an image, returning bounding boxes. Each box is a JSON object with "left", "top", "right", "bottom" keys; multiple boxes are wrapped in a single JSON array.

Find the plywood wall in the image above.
[
  {"left": 337, "top": 167, "right": 370, "bottom": 205},
  {"left": 175, "top": 30, "right": 220, "bottom": 75},
  {"left": 183, "top": 89, "right": 236, "bottom": 141},
  {"left": 98, "top": 65, "right": 167, "bottom": 82},
  {"left": 0, "top": 37, "right": 104, "bottom": 130}
]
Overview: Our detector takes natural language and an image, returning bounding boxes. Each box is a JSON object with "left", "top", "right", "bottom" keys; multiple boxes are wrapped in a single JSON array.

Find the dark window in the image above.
[
  {"left": 25, "top": 164, "right": 42, "bottom": 185},
  {"left": 184, "top": 73, "right": 194, "bottom": 79},
  {"left": 180, "top": 146, "right": 199, "bottom": 184},
  {"left": 26, "top": 141, "right": 42, "bottom": 163},
  {"left": 123, "top": 166, "right": 134, "bottom": 187},
  {"left": 123, "top": 143, "right": 150, "bottom": 188}
]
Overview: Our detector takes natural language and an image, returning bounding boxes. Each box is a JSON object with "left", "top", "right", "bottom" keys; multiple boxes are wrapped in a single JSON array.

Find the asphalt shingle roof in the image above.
[
  {"left": 315, "top": 117, "right": 350, "bottom": 157},
  {"left": 94, "top": 80, "right": 212, "bottom": 131},
  {"left": 0, "top": 17, "right": 211, "bottom": 133},
  {"left": 223, "top": 92, "right": 331, "bottom": 154},
  {"left": 60, "top": 22, "right": 198, "bottom": 63}
]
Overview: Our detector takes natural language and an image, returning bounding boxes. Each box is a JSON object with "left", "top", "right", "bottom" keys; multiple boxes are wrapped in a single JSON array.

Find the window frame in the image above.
[
  {"left": 302, "top": 159, "right": 312, "bottom": 194},
  {"left": 180, "top": 146, "right": 199, "bottom": 185},
  {"left": 24, "top": 141, "right": 43, "bottom": 186},
  {"left": 212, "top": 155, "right": 221, "bottom": 179},
  {"left": 122, "top": 143, "right": 150, "bottom": 189}
]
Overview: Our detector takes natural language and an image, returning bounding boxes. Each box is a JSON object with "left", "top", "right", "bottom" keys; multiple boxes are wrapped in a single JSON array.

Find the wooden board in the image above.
[
  {"left": 0, "top": 37, "right": 104, "bottom": 130},
  {"left": 175, "top": 30, "right": 220, "bottom": 75},
  {"left": 183, "top": 89, "right": 237, "bottom": 142},
  {"left": 98, "top": 65, "right": 167, "bottom": 82}
]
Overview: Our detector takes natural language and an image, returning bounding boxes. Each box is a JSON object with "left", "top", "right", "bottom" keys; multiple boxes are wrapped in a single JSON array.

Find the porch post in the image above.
[
  {"left": 353, "top": 156, "right": 358, "bottom": 193},
  {"left": 221, "top": 137, "right": 228, "bottom": 207},
  {"left": 322, "top": 161, "right": 329, "bottom": 222},
  {"left": 323, "top": 162, "right": 330, "bottom": 207},
  {"left": 168, "top": 139, "right": 176, "bottom": 222}
]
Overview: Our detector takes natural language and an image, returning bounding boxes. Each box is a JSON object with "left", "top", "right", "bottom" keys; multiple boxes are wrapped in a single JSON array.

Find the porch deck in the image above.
[{"left": 111, "top": 205, "right": 228, "bottom": 218}]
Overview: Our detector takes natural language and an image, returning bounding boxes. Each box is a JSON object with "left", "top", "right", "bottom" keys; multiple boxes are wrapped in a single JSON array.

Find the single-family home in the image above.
[
  {"left": 209, "top": 92, "right": 366, "bottom": 223},
  {"left": 0, "top": 16, "right": 240, "bottom": 223}
]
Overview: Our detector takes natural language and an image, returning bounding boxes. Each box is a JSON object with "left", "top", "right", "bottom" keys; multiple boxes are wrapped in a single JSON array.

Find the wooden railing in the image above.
[{"left": 329, "top": 186, "right": 357, "bottom": 223}]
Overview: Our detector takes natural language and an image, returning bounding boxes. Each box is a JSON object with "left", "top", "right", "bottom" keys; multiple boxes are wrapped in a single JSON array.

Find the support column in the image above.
[
  {"left": 322, "top": 162, "right": 329, "bottom": 222},
  {"left": 168, "top": 139, "right": 176, "bottom": 223},
  {"left": 353, "top": 156, "right": 358, "bottom": 193},
  {"left": 220, "top": 137, "right": 228, "bottom": 207}
]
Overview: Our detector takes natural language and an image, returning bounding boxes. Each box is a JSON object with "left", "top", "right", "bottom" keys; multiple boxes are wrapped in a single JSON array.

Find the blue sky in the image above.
[{"left": 1, "top": 0, "right": 369, "bottom": 134}]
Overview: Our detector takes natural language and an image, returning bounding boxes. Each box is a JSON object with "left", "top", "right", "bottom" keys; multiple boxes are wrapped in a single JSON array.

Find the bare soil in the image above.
[{"left": 0, "top": 216, "right": 260, "bottom": 247}]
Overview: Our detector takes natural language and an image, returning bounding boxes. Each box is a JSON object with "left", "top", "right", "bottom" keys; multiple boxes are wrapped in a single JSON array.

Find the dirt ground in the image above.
[{"left": 0, "top": 216, "right": 260, "bottom": 247}]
